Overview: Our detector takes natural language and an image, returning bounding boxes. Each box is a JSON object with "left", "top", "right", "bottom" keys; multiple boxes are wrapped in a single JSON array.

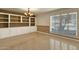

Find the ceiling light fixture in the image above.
[{"left": 24, "top": 8, "right": 35, "bottom": 17}]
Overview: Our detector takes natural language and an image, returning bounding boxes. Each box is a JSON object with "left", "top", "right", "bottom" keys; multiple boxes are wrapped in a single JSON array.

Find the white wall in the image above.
[
  {"left": 36, "top": 10, "right": 57, "bottom": 26},
  {"left": 36, "top": 12, "right": 51, "bottom": 26}
]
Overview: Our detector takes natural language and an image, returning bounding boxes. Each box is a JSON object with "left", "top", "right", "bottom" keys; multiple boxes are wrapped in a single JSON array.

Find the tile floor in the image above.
[{"left": 0, "top": 32, "right": 79, "bottom": 50}]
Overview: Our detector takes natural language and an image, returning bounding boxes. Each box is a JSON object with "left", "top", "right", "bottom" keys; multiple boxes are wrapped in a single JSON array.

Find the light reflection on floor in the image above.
[
  {"left": 0, "top": 32, "right": 79, "bottom": 50},
  {"left": 50, "top": 39, "right": 78, "bottom": 50}
]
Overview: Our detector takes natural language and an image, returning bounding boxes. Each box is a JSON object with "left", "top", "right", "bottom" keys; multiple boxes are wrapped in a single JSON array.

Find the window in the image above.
[
  {"left": 50, "top": 15, "right": 60, "bottom": 32},
  {"left": 50, "top": 12, "right": 77, "bottom": 37}
]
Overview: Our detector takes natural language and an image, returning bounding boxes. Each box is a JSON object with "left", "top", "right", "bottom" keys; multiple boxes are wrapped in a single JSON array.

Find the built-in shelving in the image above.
[
  {"left": 0, "top": 13, "right": 37, "bottom": 39},
  {"left": 0, "top": 13, "right": 36, "bottom": 28},
  {"left": 22, "top": 17, "right": 29, "bottom": 22},
  {"left": 31, "top": 23, "right": 35, "bottom": 26},
  {"left": 0, "top": 15, "right": 8, "bottom": 22},
  {"left": 0, "top": 14, "right": 8, "bottom": 28},
  {"left": 30, "top": 17, "right": 35, "bottom": 22},
  {"left": 0, "top": 23, "right": 8, "bottom": 28},
  {"left": 30, "top": 17, "right": 35, "bottom": 26},
  {"left": 10, "top": 23, "right": 29, "bottom": 27},
  {"left": 10, "top": 15, "right": 21, "bottom": 23}
]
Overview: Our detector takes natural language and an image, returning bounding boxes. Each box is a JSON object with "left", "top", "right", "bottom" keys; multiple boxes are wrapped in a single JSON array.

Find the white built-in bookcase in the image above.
[
  {"left": 0, "top": 12, "right": 36, "bottom": 28},
  {"left": 0, "top": 12, "right": 37, "bottom": 39}
]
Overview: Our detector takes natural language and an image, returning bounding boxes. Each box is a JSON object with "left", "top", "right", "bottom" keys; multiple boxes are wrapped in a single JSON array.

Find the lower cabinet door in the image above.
[
  {"left": 0, "top": 28, "right": 10, "bottom": 39},
  {"left": 0, "top": 26, "right": 37, "bottom": 39},
  {"left": 30, "top": 26, "right": 37, "bottom": 32}
]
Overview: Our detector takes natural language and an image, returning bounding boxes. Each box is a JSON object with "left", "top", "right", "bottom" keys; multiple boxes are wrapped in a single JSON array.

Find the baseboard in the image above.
[{"left": 37, "top": 31, "right": 79, "bottom": 42}]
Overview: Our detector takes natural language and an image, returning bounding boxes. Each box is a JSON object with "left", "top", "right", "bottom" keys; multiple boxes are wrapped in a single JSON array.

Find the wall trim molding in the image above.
[{"left": 37, "top": 25, "right": 49, "bottom": 26}]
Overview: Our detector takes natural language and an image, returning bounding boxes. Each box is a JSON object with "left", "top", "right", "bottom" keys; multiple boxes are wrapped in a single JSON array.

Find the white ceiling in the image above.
[{"left": 0, "top": 8, "right": 58, "bottom": 15}]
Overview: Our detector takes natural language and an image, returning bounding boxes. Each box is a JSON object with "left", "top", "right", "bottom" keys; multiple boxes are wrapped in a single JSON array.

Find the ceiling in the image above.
[{"left": 0, "top": 8, "right": 58, "bottom": 15}]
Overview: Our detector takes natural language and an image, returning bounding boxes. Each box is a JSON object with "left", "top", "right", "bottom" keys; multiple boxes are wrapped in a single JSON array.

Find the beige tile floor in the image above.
[{"left": 0, "top": 32, "right": 79, "bottom": 50}]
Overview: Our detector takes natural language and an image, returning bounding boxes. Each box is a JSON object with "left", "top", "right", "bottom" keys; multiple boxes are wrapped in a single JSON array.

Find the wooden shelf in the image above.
[
  {"left": 31, "top": 23, "right": 35, "bottom": 26},
  {"left": 10, "top": 22, "right": 21, "bottom": 23},
  {"left": 22, "top": 17, "right": 29, "bottom": 22},
  {"left": 10, "top": 22, "right": 29, "bottom": 23},
  {"left": 30, "top": 17, "right": 35, "bottom": 23},
  {"left": 0, "top": 22, "right": 8, "bottom": 23},
  {"left": 21, "top": 22, "right": 29, "bottom": 23},
  {"left": 0, "top": 14, "right": 8, "bottom": 28},
  {"left": 10, "top": 23, "right": 29, "bottom": 27},
  {"left": 31, "top": 22, "right": 35, "bottom": 23},
  {"left": 0, "top": 23, "right": 8, "bottom": 28},
  {"left": 10, "top": 15, "right": 21, "bottom": 23},
  {"left": 10, "top": 19, "right": 21, "bottom": 22},
  {"left": 0, "top": 14, "right": 8, "bottom": 17},
  {"left": 0, "top": 18, "right": 8, "bottom": 19},
  {"left": 22, "top": 20, "right": 29, "bottom": 22},
  {"left": 10, "top": 18, "right": 20, "bottom": 19}
]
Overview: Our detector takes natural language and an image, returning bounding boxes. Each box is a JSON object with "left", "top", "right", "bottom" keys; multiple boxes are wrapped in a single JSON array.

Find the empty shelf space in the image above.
[
  {"left": 31, "top": 23, "right": 35, "bottom": 26},
  {"left": 0, "top": 23, "right": 8, "bottom": 28},
  {"left": 10, "top": 23, "right": 29, "bottom": 27}
]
